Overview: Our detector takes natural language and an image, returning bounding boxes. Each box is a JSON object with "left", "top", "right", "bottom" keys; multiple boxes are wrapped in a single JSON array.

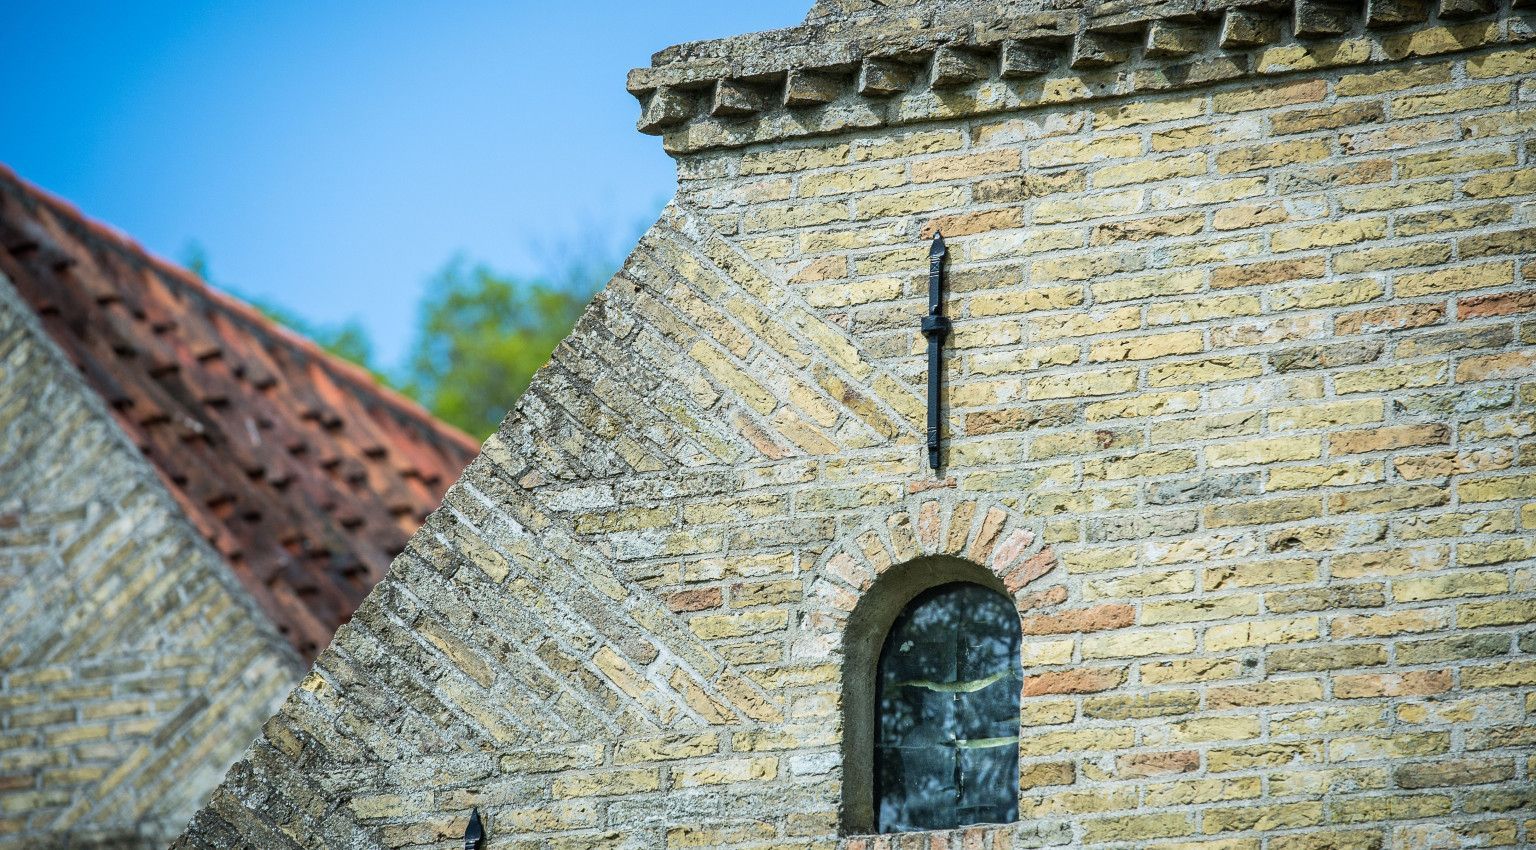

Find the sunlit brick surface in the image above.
[{"left": 177, "top": 2, "right": 1536, "bottom": 847}]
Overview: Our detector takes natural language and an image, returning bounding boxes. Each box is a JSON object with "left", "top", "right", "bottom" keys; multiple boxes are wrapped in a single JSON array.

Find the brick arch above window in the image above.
[
  {"left": 805, "top": 497, "right": 1064, "bottom": 837},
  {"left": 805, "top": 497, "right": 1061, "bottom": 625}
]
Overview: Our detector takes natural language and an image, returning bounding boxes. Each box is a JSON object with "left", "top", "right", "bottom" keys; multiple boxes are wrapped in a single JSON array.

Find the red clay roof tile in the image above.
[{"left": 0, "top": 163, "right": 480, "bottom": 661}]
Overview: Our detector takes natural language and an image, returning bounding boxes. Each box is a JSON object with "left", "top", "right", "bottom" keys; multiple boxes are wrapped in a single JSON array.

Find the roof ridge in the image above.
[{"left": 0, "top": 161, "right": 480, "bottom": 456}]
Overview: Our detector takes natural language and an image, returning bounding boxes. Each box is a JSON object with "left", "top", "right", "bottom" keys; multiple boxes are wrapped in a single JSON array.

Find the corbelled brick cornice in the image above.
[{"left": 629, "top": 0, "right": 1531, "bottom": 153}]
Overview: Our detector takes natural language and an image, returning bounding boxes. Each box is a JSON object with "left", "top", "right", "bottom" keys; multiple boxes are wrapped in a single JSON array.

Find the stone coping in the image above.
[{"left": 628, "top": 0, "right": 1531, "bottom": 154}]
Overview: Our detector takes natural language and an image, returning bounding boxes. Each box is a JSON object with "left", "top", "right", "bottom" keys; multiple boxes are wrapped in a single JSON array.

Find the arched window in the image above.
[{"left": 874, "top": 582, "right": 1020, "bottom": 833}]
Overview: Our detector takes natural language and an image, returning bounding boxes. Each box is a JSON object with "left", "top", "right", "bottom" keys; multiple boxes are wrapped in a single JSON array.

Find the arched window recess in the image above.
[{"left": 841, "top": 556, "right": 1021, "bottom": 835}]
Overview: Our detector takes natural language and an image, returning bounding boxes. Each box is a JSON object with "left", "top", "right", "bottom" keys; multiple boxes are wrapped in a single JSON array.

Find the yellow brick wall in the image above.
[
  {"left": 176, "top": 10, "right": 1536, "bottom": 850},
  {"left": 0, "top": 278, "right": 299, "bottom": 849}
]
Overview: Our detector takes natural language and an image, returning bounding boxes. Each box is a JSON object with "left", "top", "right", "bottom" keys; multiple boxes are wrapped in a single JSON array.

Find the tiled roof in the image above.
[{"left": 0, "top": 164, "right": 480, "bottom": 660}]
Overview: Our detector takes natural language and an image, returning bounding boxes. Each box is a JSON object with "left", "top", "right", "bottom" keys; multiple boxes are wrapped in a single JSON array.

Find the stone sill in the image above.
[{"left": 843, "top": 822, "right": 1015, "bottom": 849}]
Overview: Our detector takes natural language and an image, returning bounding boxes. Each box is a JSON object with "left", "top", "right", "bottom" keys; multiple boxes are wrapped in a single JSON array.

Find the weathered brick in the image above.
[
  {"left": 741, "top": 143, "right": 849, "bottom": 175},
  {"left": 1458, "top": 290, "right": 1536, "bottom": 319},
  {"left": 1083, "top": 628, "right": 1196, "bottom": 658},
  {"left": 1267, "top": 584, "right": 1384, "bottom": 613},
  {"left": 1397, "top": 261, "right": 1515, "bottom": 297},
  {"left": 1330, "top": 424, "right": 1449, "bottom": 455},
  {"left": 160, "top": 9, "right": 1536, "bottom": 849},
  {"left": 1213, "top": 256, "right": 1326, "bottom": 290},
  {"left": 1456, "top": 349, "right": 1536, "bottom": 383},
  {"left": 1392, "top": 83, "right": 1509, "bottom": 119},
  {"left": 1023, "top": 667, "right": 1127, "bottom": 696},
  {"left": 1331, "top": 731, "right": 1449, "bottom": 761},
  {"left": 799, "top": 164, "right": 906, "bottom": 197},
  {"left": 1458, "top": 473, "right": 1536, "bottom": 503},
  {"left": 1464, "top": 168, "right": 1536, "bottom": 199},
  {"left": 1082, "top": 812, "right": 1194, "bottom": 842},
  {"left": 1207, "top": 617, "right": 1320, "bottom": 651},
  {"left": 1217, "top": 138, "right": 1331, "bottom": 173},
  {"left": 1394, "top": 758, "right": 1516, "bottom": 790},
  {"left": 1214, "top": 79, "right": 1327, "bottom": 113},
  {"left": 1394, "top": 571, "right": 1507, "bottom": 602},
  {"left": 1021, "top": 605, "right": 1134, "bottom": 635},
  {"left": 1271, "top": 218, "right": 1387, "bottom": 252},
  {"left": 1458, "top": 600, "right": 1536, "bottom": 628},
  {"left": 1147, "top": 356, "right": 1264, "bottom": 387},
  {"left": 912, "top": 149, "right": 1021, "bottom": 183},
  {"left": 1271, "top": 102, "right": 1385, "bottom": 134},
  {"left": 1208, "top": 740, "right": 1322, "bottom": 770},
  {"left": 1268, "top": 644, "right": 1387, "bottom": 673},
  {"left": 1337, "top": 63, "right": 1452, "bottom": 97},
  {"left": 1031, "top": 134, "right": 1142, "bottom": 167}
]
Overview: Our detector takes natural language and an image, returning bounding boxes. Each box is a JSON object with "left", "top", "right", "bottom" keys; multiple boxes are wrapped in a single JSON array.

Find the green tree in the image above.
[
  {"left": 400, "top": 258, "right": 595, "bottom": 439},
  {"left": 249, "top": 298, "right": 379, "bottom": 374},
  {"left": 182, "top": 208, "right": 647, "bottom": 441},
  {"left": 183, "top": 241, "right": 382, "bottom": 375}
]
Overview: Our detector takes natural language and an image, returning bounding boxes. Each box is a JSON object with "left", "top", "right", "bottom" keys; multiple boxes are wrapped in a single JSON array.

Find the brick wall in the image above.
[
  {"left": 176, "top": 6, "right": 1535, "bottom": 849},
  {"left": 0, "top": 276, "right": 300, "bottom": 848}
]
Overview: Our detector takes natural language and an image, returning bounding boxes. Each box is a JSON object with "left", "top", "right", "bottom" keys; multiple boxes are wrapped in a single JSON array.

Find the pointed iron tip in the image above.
[
  {"left": 464, "top": 808, "right": 485, "bottom": 848},
  {"left": 930, "top": 231, "right": 946, "bottom": 255}
]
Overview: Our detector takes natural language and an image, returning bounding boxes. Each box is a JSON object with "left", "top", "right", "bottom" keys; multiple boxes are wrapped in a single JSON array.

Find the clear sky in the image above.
[{"left": 0, "top": 2, "right": 807, "bottom": 366}]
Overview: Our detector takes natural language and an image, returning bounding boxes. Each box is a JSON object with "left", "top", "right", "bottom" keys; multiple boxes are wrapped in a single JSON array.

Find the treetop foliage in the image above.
[
  {"left": 400, "top": 258, "right": 593, "bottom": 439},
  {"left": 184, "top": 222, "right": 634, "bottom": 439}
]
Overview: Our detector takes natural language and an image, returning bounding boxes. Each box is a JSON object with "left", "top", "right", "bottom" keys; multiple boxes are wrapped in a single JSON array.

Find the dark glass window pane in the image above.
[
  {"left": 874, "top": 583, "right": 1020, "bottom": 833},
  {"left": 877, "top": 685, "right": 956, "bottom": 746},
  {"left": 883, "top": 637, "right": 958, "bottom": 683},
  {"left": 956, "top": 673, "right": 1020, "bottom": 741},
  {"left": 958, "top": 742, "right": 1019, "bottom": 825},
  {"left": 878, "top": 745, "right": 957, "bottom": 832}
]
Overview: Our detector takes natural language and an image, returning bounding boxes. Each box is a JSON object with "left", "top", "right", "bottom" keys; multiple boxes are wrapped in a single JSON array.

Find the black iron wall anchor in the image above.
[
  {"left": 463, "top": 807, "right": 485, "bottom": 850},
  {"left": 921, "top": 232, "right": 951, "bottom": 471}
]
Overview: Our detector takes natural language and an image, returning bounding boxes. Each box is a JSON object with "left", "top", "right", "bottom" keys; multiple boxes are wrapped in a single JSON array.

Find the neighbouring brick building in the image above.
[
  {"left": 0, "top": 167, "right": 478, "bottom": 848},
  {"left": 158, "top": 0, "right": 1536, "bottom": 846}
]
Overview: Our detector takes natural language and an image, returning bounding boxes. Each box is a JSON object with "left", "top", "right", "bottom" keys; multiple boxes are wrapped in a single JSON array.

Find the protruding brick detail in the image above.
[
  {"left": 1070, "top": 31, "right": 1134, "bottom": 69},
  {"left": 1221, "top": 7, "right": 1284, "bottom": 47},
  {"left": 857, "top": 58, "right": 916, "bottom": 96},
  {"left": 783, "top": 69, "right": 843, "bottom": 107},
  {"left": 1294, "top": 0, "right": 1356, "bottom": 37},
  {"left": 628, "top": 0, "right": 1521, "bottom": 153},
  {"left": 1144, "top": 20, "right": 1207, "bottom": 58},
  {"left": 999, "top": 41, "right": 1056, "bottom": 78},
  {"left": 638, "top": 86, "right": 692, "bottom": 133},
  {"left": 711, "top": 80, "right": 766, "bottom": 118},
  {"left": 929, "top": 46, "right": 991, "bottom": 88}
]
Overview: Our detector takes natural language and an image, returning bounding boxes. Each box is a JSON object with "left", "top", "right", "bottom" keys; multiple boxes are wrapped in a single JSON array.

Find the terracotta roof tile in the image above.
[{"left": 0, "top": 163, "right": 480, "bottom": 660}]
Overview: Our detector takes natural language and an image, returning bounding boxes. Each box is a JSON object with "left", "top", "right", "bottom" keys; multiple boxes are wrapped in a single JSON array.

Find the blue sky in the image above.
[{"left": 0, "top": 2, "right": 806, "bottom": 365}]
